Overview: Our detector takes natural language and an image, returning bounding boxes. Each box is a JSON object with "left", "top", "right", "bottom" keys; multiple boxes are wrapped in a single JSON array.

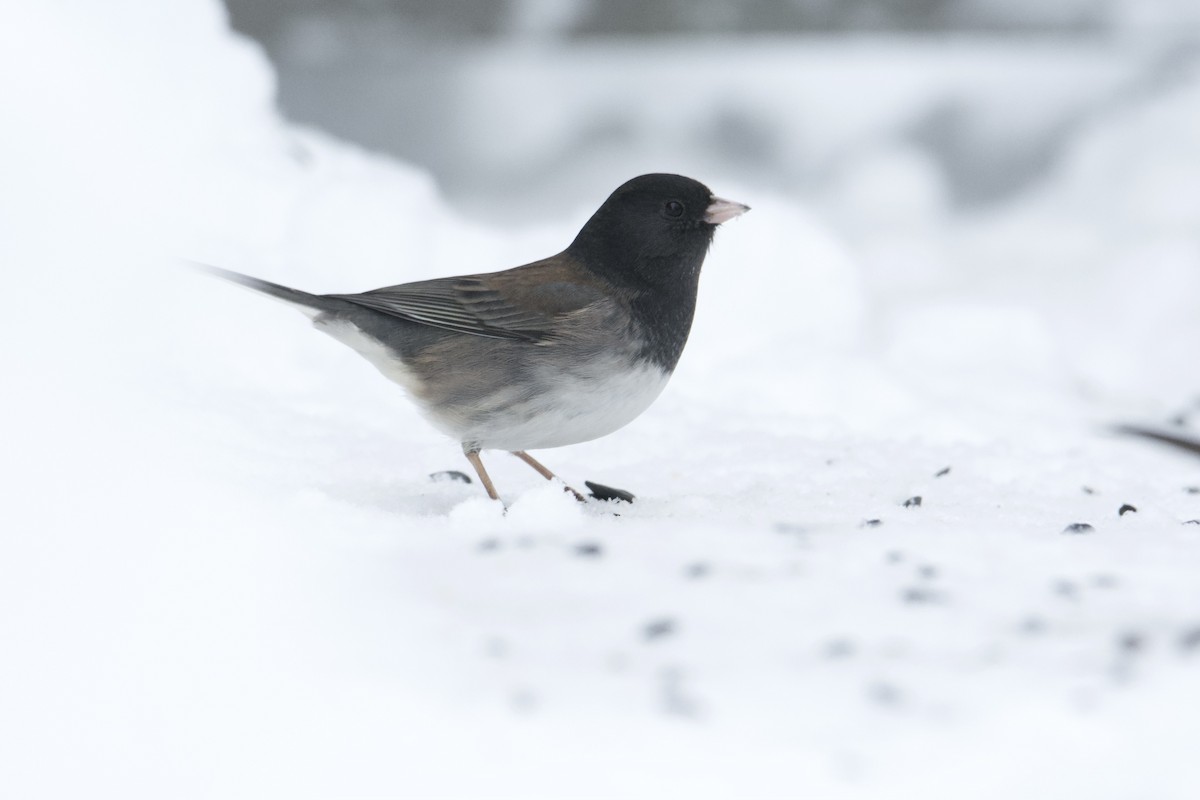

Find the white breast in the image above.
[
  {"left": 463, "top": 359, "right": 672, "bottom": 451},
  {"left": 314, "top": 315, "right": 672, "bottom": 452}
]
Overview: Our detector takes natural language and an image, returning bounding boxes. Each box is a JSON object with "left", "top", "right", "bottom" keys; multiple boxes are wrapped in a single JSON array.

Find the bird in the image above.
[
  {"left": 1114, "top": 425, "right": 1200, "bottom": 458},
  {"left": 199, "top": 173, "right": 748, "bottom": 502}
]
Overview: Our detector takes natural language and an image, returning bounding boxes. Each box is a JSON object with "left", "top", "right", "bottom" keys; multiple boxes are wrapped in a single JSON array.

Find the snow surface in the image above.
[{"left": 2, "top": 2, "right": 1200, "bottom": 798}]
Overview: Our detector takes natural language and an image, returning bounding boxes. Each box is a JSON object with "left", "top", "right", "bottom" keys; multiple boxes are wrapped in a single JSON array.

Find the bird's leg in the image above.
[
  {"left": 511, "top": 450, "right": 555, "bottom": 480},
  {"left": 465, "top": 450, "right": 501, "bottom": 501},
  {"left": 511, "top": 451, "right": 587, "bottom": 502}
]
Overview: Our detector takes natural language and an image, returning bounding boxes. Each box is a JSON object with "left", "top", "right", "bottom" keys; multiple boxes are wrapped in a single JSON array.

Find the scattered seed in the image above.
[
  {"left": 573, "top": 542, "right": 603, "bottom": 558},
  {"left": 1117, "top": 631, "right": 1145, "bottom": 654},
  {"left": 862, "top": 519, "right": 884, "bottom": 528},
  {"left": 1052, "top": 579, "right": 1078, "bottom": 598},
  {"left": 429, "top": 470, "right": 472, "bottom": 484},
  {"left": 903, "top": 496, "right": 923, "bottom": 508},
  {"left": 934, "top": 466, "right": 951, "bottom": 478},
  {"left": 586, "top": 481, "right": 635, "bottom": 503},
  {"left": 642, "top": 618, "right": 677, "bottom": 641},
  {"left": 510, "top": 688, "right": 538, "bottom": 713},
  {"left": 1186, "top": 487, "right": 1200, "bottom": 495},
  {"left": 824, "top": 638, "right": 856, "bottom": 659},
  {"left": 1118, "top": 504, "right": 1138, "bottom": 516},
  {"left": 1063, "top": 522, "right": 1095, "bottom": 534},
  {"left": 1082, "top": 486, "right": 1096, "bottom": 495},
  {"left": 901, "top": 587, "right": 941, "bottom": 604},
  {"left": 868, "top": 682, "right": 902, "bottom": 706},
  {"left": 1185, "top": 520, "right": 1200, "bottom": 525}
]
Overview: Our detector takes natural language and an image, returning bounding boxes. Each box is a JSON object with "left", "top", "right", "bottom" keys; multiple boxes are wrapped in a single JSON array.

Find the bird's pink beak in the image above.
[{"left": 704, "top": 196, "right": 750, "bottom": 225}]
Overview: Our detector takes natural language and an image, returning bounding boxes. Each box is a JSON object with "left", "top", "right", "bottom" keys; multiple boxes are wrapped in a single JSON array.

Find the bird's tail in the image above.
[{"left": 191, "top": 262, "right": 350, "bottom": 317}]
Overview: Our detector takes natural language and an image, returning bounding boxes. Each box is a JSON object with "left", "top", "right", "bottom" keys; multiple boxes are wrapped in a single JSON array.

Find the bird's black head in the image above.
[
  {"left": 567, "top": 173, "right": 746, "bottom": 291},
  {"left": 566, "top": 173, "right": 748, "bottom": 371}
]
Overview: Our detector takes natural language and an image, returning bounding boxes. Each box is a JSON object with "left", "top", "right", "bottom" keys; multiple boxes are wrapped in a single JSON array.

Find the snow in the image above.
[{"left": 3, "top": 2, "right": 1200, "bottom": 798}]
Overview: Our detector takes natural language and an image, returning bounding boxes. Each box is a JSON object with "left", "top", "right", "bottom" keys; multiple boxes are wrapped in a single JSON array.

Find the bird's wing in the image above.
[{"left": 326, "top": 258, "right": 607, "bottom": 342}]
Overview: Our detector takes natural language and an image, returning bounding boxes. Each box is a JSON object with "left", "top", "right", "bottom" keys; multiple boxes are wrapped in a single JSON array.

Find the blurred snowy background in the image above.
[
  {"left": 228, "top": 0, "right": 1200, "bottom": 217},
  {"left": 2, "top": 1, "right": 1200, "bottom": 798}
]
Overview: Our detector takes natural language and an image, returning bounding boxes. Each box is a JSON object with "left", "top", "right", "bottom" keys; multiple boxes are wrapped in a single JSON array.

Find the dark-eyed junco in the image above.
[
  {"left": 1115, "top": 425, "right": 1200, "bottom": 458},
  {"left": 200, "top": 173, "right": 748, "bottom": 501}
]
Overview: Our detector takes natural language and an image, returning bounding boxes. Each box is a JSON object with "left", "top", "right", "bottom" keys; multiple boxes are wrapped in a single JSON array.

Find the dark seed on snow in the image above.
[
  {"left": 903, "top": 496, "right": 923, "bottom": 508},
  {"left": 935, "top": 466, "right": 951, "bottom": 478},
  {"left": 868, "top": 682, "right": 902, "bottom": 706},
  {"left": 642, "top": 618, "right": 677, "bottom": 641},
  {"left": 1118, "top": 504, "right": 1138, "bottom": 516},
  {"left": 1117, "top": 631, "right": 1145, "bottom": 654},
  {"left": 862, "top": 519, "right": 884, "bottom": 528},
  {"left": 901, "top": 587, "right": 940, "bottom": 604},
  {"left": 1082, "top": 486, "right": 1096, "bottom": 495},
  {"left": 824, "top": 639, "right": 856, "bottom": 659},
  {"left": 573, "top": 542, "right": 603, "bottom": 558},
  {"left": 429, "top": 470, "right": 472, "bottom": 484},
  {"left": 1062, "top": 522, "right": 1095, "bottom": 534},
  {"left": 1186, "top": 487, "right": 1200, "bottom": 495},
  {"left": 585, "top": 481, "right": 635, "bottom": 503},
  {"left": 510, "top": 689, "right": 538, "bottom": 712},
  {"left": 1185, "top": 520, "right": 1200, "bottom": 525},
  {"left": 1052, "top": 579, "right": 1078, "bottom": 598}
]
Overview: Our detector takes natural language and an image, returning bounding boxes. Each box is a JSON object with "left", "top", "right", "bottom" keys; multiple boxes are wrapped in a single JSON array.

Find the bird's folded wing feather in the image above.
[{"left": 326, "top": 259, "right": 606, "bottom": 342}]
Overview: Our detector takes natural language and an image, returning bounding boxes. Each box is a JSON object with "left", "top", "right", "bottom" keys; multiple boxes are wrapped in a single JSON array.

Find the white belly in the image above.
[
  {"left": 462, "top": 359, "right": 671, "bottom": 451},
  {"left": 315, "top": 316, "right": 671, "bottom": 451}
]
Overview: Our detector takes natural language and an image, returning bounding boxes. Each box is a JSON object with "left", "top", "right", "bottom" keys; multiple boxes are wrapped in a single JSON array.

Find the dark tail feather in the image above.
[
  {"left": 189, "top": 261, "right": 351, "bottom": 316},
  {"left": 1114, "top": 425, "right": 1200, "bottom": 457}
]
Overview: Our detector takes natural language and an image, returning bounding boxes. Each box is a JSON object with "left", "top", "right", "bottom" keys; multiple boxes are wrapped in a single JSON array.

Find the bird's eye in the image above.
[{"left": 664, "top": 200, "right": 684, "bottom": 218}]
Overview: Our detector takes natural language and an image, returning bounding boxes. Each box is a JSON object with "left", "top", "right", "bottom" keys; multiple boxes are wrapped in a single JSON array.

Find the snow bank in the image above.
[{"left": 2, "top": 2, "right": 1199, "bottom": 799}]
